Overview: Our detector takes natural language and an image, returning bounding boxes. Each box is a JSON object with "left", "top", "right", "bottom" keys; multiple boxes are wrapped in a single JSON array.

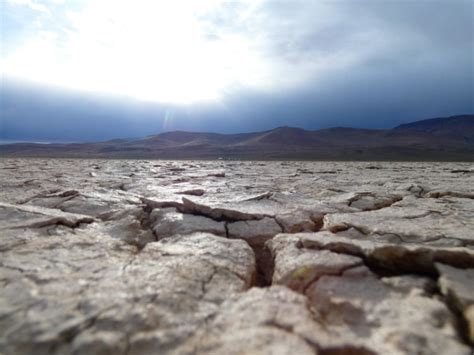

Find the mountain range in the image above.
[{"left": 1, "top": 115, "right": 473, "bottom": 161}]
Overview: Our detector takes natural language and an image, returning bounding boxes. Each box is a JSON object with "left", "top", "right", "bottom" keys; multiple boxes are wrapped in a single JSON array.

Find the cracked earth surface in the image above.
[{"left": 1, "top": 158, "right": 473, "bottom": 354}]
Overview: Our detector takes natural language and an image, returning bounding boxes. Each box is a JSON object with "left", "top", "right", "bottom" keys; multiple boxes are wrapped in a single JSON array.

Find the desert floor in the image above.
[{"left": 1, "top": 158, "right": 473, "bottom": 354}]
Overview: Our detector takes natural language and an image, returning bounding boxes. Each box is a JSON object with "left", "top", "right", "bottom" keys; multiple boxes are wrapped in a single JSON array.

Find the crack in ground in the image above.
[
  {"left": 326, "top": 221, "right": 468, "bottom": 246},
  {"left": 431, "top": 278, "right": 473, "bottom": 347},
  {"left": 347, "top": 192, "right": 402, "bottom": 211},
  {"left": 142, "top": 197, "right": 272, "bottom": 223},
  {"left": 8, "top": 216, "right": 95, "bottom": 230},
  {"left": 426, "top": 191, "right": 474, "bottom": 200},
  {"left": 301, "top": 263, "right": 365, "bottom": 295},
  {"left": 270, "top": 240, "right": 472, "bottom": 351},
  {"left": 299, "top": 236, "right": 474, "bottom": 276}
]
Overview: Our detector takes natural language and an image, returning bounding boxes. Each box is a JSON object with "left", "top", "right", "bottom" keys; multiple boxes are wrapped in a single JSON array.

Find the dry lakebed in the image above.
[{"left": 1, "top": 158, "right": 473, "bottom": 354}]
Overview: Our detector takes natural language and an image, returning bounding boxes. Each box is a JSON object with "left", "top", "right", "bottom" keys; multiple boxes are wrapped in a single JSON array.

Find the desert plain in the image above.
[{"left": 0, "top": 158, "right": 473, "bottom": 354}]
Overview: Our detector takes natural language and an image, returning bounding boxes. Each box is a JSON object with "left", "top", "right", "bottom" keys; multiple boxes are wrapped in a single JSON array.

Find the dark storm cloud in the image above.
[
  {"left": 1, "top": 0, "right": 472, "bottom": 141},
  {"left": 1, "top": 79, "right": 167, "bottom": 141},
  {"left": 189, "top": 0, "right": 474, "bottom": 131},
  {"left": 266, "top": 1, "right": 471, "bottom": 58}
]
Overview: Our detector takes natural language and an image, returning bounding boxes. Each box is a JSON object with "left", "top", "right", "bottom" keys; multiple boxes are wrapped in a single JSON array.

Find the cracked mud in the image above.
[{"left": 1, "top": 158, "right": 473, "bottom": 354}]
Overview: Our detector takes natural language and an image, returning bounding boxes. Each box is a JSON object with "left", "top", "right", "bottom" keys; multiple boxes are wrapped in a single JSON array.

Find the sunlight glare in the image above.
[{"left": 2, "top": 0, "right": 266, "bottom": 104}]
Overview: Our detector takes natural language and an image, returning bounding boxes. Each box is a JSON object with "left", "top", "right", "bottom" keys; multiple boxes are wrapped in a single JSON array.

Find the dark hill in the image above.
[
  {"left": 394, "top": 115, "right": 474, "bottom": 141},
  {"left": 1, "top": 115, "right": 473, "bottom": 161}
]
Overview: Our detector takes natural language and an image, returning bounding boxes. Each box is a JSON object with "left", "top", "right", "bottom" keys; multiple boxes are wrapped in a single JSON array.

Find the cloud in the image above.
[
  {"left": 198, "top": 0, "right": 473, "bottom": 98},
  {"left": 2, "top": 0, "right": 271, "bottom": 103},
  {"left": 1, "top": 0, "right": 472, "bottom": 140},
  {"left": 7, "top": 0, "right": 50, "bottom": 14}
]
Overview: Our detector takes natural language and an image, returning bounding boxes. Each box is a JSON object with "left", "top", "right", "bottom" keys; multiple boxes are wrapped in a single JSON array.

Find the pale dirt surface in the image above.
[{"left": 1, "top": 158, "right": 473, "bottom": 354}]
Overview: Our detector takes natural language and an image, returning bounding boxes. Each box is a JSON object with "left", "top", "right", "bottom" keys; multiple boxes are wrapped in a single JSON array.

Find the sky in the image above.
[{"left": 1, "top": 0, "right": 473, "bottom": 142}]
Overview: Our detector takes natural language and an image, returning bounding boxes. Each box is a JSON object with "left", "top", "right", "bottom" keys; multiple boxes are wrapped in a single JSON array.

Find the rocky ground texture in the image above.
[{"left": 1, "top": 158, "right": 473, "bottom": 354}]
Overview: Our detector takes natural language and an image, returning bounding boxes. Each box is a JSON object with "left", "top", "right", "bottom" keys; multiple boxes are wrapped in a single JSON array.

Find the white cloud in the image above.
[
  {"left": 7, "top": 0, "right": 50, "bottom": 14},
  {"left": 3, "top": 0, "right": 272, "bottom": 103},
  {"left": 3, "top": 0, "right": 353, "bottom": 104},
  {"left": 2, "top": 0, "right": 471, "bottom": 105}
]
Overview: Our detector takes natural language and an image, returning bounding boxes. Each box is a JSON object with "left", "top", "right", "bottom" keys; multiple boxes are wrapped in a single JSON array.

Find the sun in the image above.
[{"left": 2, "top": 0, "right": 266, "bottom": 104}]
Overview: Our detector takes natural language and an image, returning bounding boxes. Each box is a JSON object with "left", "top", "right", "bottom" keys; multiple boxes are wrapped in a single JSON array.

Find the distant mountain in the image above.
[
  {"left": 1, "top": 115, "right": 473, "bottom": 161},
  {"left": 394, "top": 115, "right": 474, "bottom": 142}
]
